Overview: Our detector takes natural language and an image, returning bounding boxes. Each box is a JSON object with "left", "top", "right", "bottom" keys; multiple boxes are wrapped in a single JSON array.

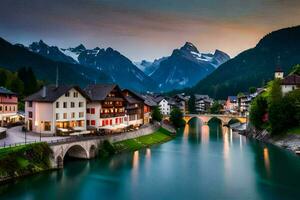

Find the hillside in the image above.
[{"left": 189, "top": 26, "right": 300, "bottom": 99}]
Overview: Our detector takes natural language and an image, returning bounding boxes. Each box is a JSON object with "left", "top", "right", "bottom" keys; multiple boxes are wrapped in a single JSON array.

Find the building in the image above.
[
  {"left": 142, "top": 94, "right": 157, "bottom": 124},
  {"left": 238, "top": 94, "right": 252, "bottom": 116},
  {"left": 122, "top": 89, "right": 144, "bottom": 128},
  {"left": 195, "top": 94, "right": 213, "bottom": 114},
  {"left": 173, "top": 94, "right": 189, "bottom": 114},
  {"left": 281, "top": 74, "right": 300, "bottom": 95},
  {"left": 25, "top": 85, "right": 88, "bottom": 135},
  {"left": 84, "top": 84, "right": 127, "bottom": 132},
  {"left": 224, "top": 96, "right": 238, "bottom": 113},
  {"left": 274, "top": 67, "right": 284, "bottom": 79},
  {"left": 154, "top": 96, "right": 171, "bottom": 115},
  {"left": 0, "top": 87, "right": 19, "bottom": 127}
]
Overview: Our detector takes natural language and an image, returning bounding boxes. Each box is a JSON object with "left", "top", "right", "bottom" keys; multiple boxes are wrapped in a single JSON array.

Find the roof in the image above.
[
  {"left": 25, "top": 85, "right": 89, "bottom": 102},
  {"left": 228, "top": 96, "right": 237, "bottom": 102},
  {"left": 142, "top": 95, "right": 157, "bottom": 107},
  {"left": 282, "top": 74, "right": 300, "bottom": 85},
  {"left": 275, "top": 66, "right": 283, "bottom": 72},
  {"left": 84, "top": 84, "right": 119, "bottom": 101},
  {"left": 122, "top": 89, "right": 145, "bottom": 103},
  {"left": 0, "top": 87, "right": 16, "bottom": 95},
  {"left": 195, "top": 94, "right": 210, "bottom": 100}
]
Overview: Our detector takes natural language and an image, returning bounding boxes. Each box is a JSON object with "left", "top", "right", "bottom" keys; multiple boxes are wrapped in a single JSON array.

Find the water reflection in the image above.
[
  {"left": 201, "top": 125, "right": 210, "bottom": 145},
  {"left": 263, "top": 148, "right": 270, "bottom": 177}
]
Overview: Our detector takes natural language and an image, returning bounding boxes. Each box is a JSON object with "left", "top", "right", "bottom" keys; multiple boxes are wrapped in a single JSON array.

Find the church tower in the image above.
[{"left": 274, "top": 67, "right": 284, "bottom": 79}]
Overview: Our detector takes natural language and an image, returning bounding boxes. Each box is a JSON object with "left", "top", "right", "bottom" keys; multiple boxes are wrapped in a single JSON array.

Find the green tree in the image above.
[
  {"left": 151, "top": 106, "right": 163, "bottom": 122},
  {"left": 249, "top": 87, "right": 256, "bottom": 94},
  {"left": 209, "top": 101, "right": 223, "bottom": 114},
  {"left": 188, "top": 95, "right": 196, "bottom": 114},
  {"left": 9, "top": 75, "right": 24, "bottom": 94},
  {"left": 170, "top": 107, "right": 185, "bottom": 128},
  {"left": 17, "top": 67, "right": 38, "bottom": 95},
  {"left": 249, "top": 96, "right": 268, "bottom": 129},
  {"left": 289, "top": 64, "right": 300, "bottom": 75},
  {"left": 0, "top": 69, "right": 8, "bottom": 87}
]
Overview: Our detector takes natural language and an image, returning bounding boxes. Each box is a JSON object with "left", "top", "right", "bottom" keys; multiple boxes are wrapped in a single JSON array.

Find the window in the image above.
[
  {"left": 91, "top": 108, "right": 95, "bottom": 114},
  {"left": 71, "top": 112, "right": 75, "bottom": 118},
  {"left": 91, "top": 120, "right": 96, "bottom": 126},
  {"left": 28, "top": 111, "right": 33, "bottom": 118},
  {"left": 65, "top": 92, "right": 70, "bottom": 97},
  {"left": 28, "top": 101, "right": 33, "bottom": 107},
  {"left": 63, "top": 102, "right": 67, "bottom": 108},
  {"left": 63, "top": 113, "right": 67, "bottom": 119},
  {"left": 79, "top": 112, "right": 84, "bottom": 118},
  {"left": 87, "top": 108, "right": 90, "bottom": 113},
  {"left": 79, "top": 102, "right": 84, "bottom": 107},
  {"left": 73, "top": 92, "right": 78, "bottom": 97},
  {"left": 71, "top": 102, "right": 75, "bottom": 108},
  {"left": 0, "top": 106, "right": 2, "bottom": 111},
  {"left": 56, "top": 102, "right": 59, "bottom": 108},
  {"left": 56, "top": 113, "right": 59, "bottom": 120},
  {"left": 5, "top": 106, "right": 7, "bottom": 111},
  {"left": 87, "top": 120, "right": 90, "bottom": 126}
]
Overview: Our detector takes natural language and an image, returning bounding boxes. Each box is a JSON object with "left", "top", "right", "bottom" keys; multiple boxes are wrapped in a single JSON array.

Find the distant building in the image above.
[
  {"left": 274, "top": 67, "right": 284, "bottom": 79},
  {"left": 281, "top": 74, "right": 300, "bottom": 95},
  {"left": 225, "top": 96, "right": 238, "bottom": 113},
  {"left": 25, "top": 85, "right": 88, "bottom": 135},
  {"left": 238, "top": 94, "right": 252, "bottom": 116},
  {"left": 195, "top": 94, "right": 213, "bottom": 113},
  {"left": 173, "top": 94, "right": 190, "bottom": 114},
  {"left": 0, "top": 87, "right": 19, "bottom": 127},
  {"left": 153, "top": 96, "right": 171, "bottom": 115},
  {"left": 141, "top": 94, "right": 157, "bottom": 124}
]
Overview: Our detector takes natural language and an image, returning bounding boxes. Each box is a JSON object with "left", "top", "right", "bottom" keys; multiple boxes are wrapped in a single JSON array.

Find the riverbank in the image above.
[
  {"left": 113, "top": 127, "right": 174, "bottom": 152},
  {"left": 0, "top": 143, "right": 52, "bottom": 183},
  {"left": 237, "top": 125, "right": 300, "bottom": 154}
]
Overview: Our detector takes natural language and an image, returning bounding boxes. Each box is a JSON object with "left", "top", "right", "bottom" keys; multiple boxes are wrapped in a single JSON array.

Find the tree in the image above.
[
  {"left": 289, "top": 64, "right": 300, "bottom": 75},
  {"left": 151, "top": 106, "right": 163, "bottom": 122},
  {"left": 188, "top": 95, "right": 196, "bottom": 114},
  {"left": 249, "top": 96, "right": 268, "bottom": 129},
  {"left": 170, "top": 107, "right": 185, "bottom": 128},
  {"left": 249, "top": 87, "right": 256, "bottom": 94},
  {"left": 17, "top": 67, "right": 38, "bottom": 95},
  {"left": 209, "top": 101, "right": 223, "bottom": 114},
  {"left": 268, "top": 79, "right": 284, "bottom": 134},
  {"left": 9, "top": 75, "right": 24, "bottom": 94},
  {"left": 0, "top": 69, "right": 8, "bottom": 87}
]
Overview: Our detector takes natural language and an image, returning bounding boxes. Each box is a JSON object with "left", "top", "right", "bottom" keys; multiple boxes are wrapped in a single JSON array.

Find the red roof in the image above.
[{"left": 282, "top": 74, "right": 300, "bottom": 85}]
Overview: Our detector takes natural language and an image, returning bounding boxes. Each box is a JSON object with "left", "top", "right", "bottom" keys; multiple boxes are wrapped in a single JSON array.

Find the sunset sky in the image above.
[{"left": 1, "top": 0, "right": 300, "bottom": 61}]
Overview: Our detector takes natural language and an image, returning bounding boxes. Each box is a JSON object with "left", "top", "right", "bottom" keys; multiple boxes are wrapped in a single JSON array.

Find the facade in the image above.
[
  {"left": 173, "top": 94, "right": 189, "bottom": 114},
  {"left": 25, "top": 86, "right": 88, "bottom": 135},
  {"left": 142, "top": 95, "right": 157, "bottom": 124},
  {"left": 281, "top": 74, "right": 300, "bottom": 95},
  {"left": 122, "top": 89, "right": 144, "bottom": 127},
  {"left": 224, "top": 96, "right": 238, "bottom": 113},
  {"left": 85, "top": 84, "right": 127, "bottom": 132},
  {"left": 195, "top": 94, "right": 213, "bottom": 114},
  {"left": 0, "top": 87, "right": 18, "bottom": 127},
  {"left": 154, "top": 96, "right": 170, "bottom": 115},
  {"left": 238, "top": 94, "right": 252, "bottom": 116},
  {"left": 274, "top": 67, "right": 284, "bottom": 79}
]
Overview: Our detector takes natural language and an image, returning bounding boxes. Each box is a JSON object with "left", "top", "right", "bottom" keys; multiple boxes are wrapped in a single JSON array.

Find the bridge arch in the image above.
[
  {"left": 227, "top": 118, "right": 242, "bottom": 125},
  {"left": 186, "top": 117, "right": 204, "bottom": 125},
  {"left": 63, "top": 144, "right": 89, "bottom": 160},
  {"left": 89, "top": 145, "right": 97, "bottom": 158},
  {"left": 207, "top": 117, "right": 224, "bottom": 125}
]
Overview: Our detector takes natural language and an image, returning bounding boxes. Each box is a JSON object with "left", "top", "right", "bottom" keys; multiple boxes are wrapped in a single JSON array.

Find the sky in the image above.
[{"left": 1, "top": 0, "right": 300, "bottom": 61}]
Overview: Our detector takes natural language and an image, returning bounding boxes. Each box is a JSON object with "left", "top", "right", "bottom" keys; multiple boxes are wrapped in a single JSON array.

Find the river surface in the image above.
[{"left": 1, "top": 122, "right": 300, "bottom": 200}]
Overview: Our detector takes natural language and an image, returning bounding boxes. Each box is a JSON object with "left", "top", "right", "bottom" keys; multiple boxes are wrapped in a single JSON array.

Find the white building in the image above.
[
  {"left": 154, "top": 96, "right": 170, "bottom": 115},
  {"left": 195, "top": 95, "right": 213, "bottom": 113},
  {"left": 281, "top": 74, "right": 300, "bottom": 95},
  {"left": 25, "top": 85, "right": 88, "bottom": 135}
]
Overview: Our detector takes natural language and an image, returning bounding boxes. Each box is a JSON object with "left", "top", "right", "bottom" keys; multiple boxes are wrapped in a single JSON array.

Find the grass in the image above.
[
  {"left": 113, "top": 127, "right": 173, "bottom": 152},
  {"left": 287, "top": 126, "right": 300, "bottom": 135},
  {"left": 0, "top": 143, "right": 52, "bottom": 179}
]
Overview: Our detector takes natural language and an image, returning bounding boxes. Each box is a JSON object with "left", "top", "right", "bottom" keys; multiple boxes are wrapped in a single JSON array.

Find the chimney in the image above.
[{"left": 42, "top": 86, "right": 47, "bottom": 98}]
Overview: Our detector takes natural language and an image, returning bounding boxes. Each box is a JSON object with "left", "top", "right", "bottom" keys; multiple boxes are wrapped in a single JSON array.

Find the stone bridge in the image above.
[
  {"left": 48, "top": 124, "right": 160, "bottom": 168},
  {"left": 184, "top": 114, "right": 247, "bottom": 126}
]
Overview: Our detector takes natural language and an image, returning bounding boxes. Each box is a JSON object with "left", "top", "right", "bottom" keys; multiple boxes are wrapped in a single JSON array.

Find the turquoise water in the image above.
[{"left": 1, "top": 122, "right": 300, "bottom": 200}]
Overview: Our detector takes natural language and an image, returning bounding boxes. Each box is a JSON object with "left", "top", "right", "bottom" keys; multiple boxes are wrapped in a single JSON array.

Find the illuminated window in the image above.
[{"left": 63, "top": 113, "right": 67, "bottom": 119}]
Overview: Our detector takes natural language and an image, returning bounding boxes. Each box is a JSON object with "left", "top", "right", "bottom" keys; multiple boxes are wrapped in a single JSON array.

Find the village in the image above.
[{"left": 1, "top": 66, "right": 299, "bottom": 142}]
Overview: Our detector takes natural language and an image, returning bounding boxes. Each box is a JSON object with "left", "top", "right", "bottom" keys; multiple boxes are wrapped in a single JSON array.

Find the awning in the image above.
[{"left": 100, "top": 123, "right": 129, "bottom": 130}]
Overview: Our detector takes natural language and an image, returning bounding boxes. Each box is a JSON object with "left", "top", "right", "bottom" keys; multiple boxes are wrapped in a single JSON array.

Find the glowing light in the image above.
[{"left": 263, "top": 148, "right": 270, "bottom": 176}]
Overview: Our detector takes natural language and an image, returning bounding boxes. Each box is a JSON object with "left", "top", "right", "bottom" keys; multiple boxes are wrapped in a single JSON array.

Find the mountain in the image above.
[
  {"left": 189, "top": 25, "right": 300, "bottom": 99},
  {"left": 150, "top": 42, "right": 230, "bottom": 91},
  {"left": 135, "top": 57, "right": 167, "bottom": 76},
  {"left": 28, "top": 42, "right": 157, "bottom": 92},
  {"left": 0, "top": 37, "right": 105, "bottom": 86}
]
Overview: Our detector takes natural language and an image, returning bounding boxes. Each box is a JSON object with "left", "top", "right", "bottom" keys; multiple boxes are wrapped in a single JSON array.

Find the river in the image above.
[{"left": 1, "top": 121, "right": 300, "bottom": 200}]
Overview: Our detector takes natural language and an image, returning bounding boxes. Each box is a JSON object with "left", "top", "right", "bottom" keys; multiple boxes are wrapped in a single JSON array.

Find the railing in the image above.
[{"left": 0, "top": 140, "right": 40, "bottom": 149}]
